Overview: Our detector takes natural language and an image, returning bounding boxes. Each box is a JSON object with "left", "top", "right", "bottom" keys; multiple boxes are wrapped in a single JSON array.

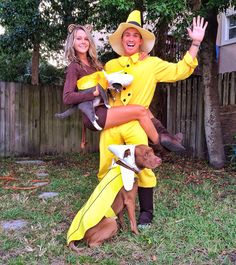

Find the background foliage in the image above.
[{"left": 0, "top": 0, "right": 235, "bottom": 83}]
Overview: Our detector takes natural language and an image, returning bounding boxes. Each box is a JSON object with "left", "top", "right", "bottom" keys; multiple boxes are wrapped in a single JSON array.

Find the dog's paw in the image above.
[
  {"left": 132, "top": 227, "right": 139, "bottom": 235},
  {"left": 92, "top": 121, "right": 103, "bottom": 131},
  {"left": 68, "top": 242, "right": 85, "bottom": 254},
  {"left": 55, "top": 113, "right": 64, "bottom": 119}
]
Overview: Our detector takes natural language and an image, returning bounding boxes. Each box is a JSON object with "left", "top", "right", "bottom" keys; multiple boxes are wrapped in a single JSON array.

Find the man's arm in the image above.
[{"left": 187, "top": 16, "right": 208, "bottom": 59}]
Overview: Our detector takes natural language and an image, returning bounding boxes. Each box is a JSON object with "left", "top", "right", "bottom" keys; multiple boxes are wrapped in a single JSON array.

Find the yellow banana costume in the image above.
[
  {"left": 67, "top": 144, "right": 138, "bottom": 246},
  {"left": 76, "top": 71, "right": 108, "bottom": 90},
  {"left": 67, "top": 165, "right": 124, "bottom": 245},
  {"left": 76, "top": 70, "right": 133, "bottom": 91}
]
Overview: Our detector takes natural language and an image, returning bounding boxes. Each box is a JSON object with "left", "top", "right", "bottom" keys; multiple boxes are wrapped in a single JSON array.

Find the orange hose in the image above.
[{"left": 0, "top": 176, "right": 50, "bottom": 190}]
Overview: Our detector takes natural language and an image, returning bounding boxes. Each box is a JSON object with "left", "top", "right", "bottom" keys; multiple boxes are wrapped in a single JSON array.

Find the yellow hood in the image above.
[{"left": 77, "top": 71, "right": 108, "bottom": 90}]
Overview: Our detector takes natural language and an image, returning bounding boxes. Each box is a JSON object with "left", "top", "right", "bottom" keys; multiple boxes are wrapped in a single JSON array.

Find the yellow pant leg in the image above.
[
  {"left": 98, "top": 121, "right": 157, "bottom": 188},
  {"left": 98, "top": 126, "right": 123, "bottom": 181}
]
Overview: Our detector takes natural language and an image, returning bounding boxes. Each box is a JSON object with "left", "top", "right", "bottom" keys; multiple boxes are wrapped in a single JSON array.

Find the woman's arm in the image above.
[{"left": 63, "top": 63, "right": 96, "bottom": 105}]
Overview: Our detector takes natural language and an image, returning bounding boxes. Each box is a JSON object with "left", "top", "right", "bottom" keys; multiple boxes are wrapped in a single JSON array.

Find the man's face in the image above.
[{"left": 121, "top": 28, "right": 143, "bottom": 56}]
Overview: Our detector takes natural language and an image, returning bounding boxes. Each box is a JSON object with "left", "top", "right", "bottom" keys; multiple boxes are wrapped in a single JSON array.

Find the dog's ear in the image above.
[{"left": 123, "top": 148, "right": 131, "bottom": 158}]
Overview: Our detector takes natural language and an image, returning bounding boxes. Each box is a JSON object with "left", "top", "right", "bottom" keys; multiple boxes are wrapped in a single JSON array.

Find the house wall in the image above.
[
  {"left": 218, "top": 44, "right": 236, "bottom": 74},
  {"left": 217, "top": 8, "right": 236, "bottom": 73}
]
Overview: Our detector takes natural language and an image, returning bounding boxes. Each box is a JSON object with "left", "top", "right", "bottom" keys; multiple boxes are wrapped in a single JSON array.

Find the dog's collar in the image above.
[
  {"left": 108, "top": 145, "right": 140, "bottom": 191},
  {"left": 108, "top": 145, "right": 140, "bottom": 173},
  {"left": 115, "top": 159, "right": 139, "bottom": 174}
]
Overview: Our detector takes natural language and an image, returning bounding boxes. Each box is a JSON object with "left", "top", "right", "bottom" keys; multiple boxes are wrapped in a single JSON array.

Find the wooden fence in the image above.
[
  {"left": 165, "top": 71, "right": 236, "bottom": 158},
  {"left": 166, "top": 76, "right": 205, "bottom": 158},
  {"left": 0, "top": 82, "right": 99, "bottom": 157},
  {"left": 0, "top": 72, "right": 235, "bottom": 157},
  {"left": 218, "top": 71, "right": 236, "bottom": 146}
]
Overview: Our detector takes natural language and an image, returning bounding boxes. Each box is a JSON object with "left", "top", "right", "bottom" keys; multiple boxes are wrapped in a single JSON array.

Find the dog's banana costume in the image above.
[
  {"left": 76, "top": 70, "right": 133, "bottom": 91},
  {"left": 76, "top": 71, "right": 107, "bottom": 90},
  {"left": 67, "top": 145, "right": 138, "bottom": 245}
]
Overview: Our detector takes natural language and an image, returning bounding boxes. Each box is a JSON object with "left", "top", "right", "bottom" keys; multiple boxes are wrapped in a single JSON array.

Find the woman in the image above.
[{"left": 62, "top": 24, "right": 159, "bottom": 144}]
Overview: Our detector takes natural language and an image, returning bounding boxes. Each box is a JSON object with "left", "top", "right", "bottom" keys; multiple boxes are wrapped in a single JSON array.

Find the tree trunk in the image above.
[
  {"left": 201, "top": 9, "right": 225, "bottom": 168},
  {"left": 31, "top": 42, "right": 40, "bottom": 85}
]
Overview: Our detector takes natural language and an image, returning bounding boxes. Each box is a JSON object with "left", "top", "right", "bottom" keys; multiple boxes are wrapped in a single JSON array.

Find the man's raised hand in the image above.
[{"left": 187, "top": 16, "right": 208, "bottom": 45}]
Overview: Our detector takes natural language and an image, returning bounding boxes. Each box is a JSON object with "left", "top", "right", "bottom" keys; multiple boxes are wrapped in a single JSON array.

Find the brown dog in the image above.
[{"left": 68, "top": 144, "right": 161, "bottom": 250}]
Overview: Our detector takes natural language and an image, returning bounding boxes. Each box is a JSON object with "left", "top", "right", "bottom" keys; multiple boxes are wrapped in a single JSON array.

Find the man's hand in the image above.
[
  {"left": 139, "top": 52, "right": 149, "bottom": 61},
  {"left": 187, "top": 16, "right": 208, "bottom": 45}
]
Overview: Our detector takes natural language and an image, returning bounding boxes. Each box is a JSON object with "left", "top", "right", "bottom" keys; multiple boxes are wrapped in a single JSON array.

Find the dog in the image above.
[
  {"left": 55, "top": 71, "right": 133, "bottom": 130},
  {"left": 67, "top": 144, "right": 162, "bottom": 250}
]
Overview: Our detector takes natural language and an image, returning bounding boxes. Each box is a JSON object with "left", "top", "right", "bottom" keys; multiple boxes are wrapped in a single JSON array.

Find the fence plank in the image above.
[
  {"left": 30, "top": 84, "right": 40, "bottom": 154},
  {"left": 54, "top": 86, "right": 62, "bottom": 153},
  {"left": 218, "top": 74, "right": 222, "bottom": 105},
  {"left": 185, "top": 78, "right": 192, "bottom": 149},
  {"left": 28, "top": 85, "right": 33, "bottom": 154},
  {"left": 195, "top": 78, "right": 205, "bottom": 158},
  {"left": 176, "top": 81, "right": 182, "bottom": 133},
  {"left": 21, "top": 84, "right": 29, "bottom": 154},
  {"left": 230, "top": 72, "right": 235, "bottom": 105},
  {"left": 168, "top": 83, "right": 175, "bottom": 132},
  {"left": 223, "top": 73, "right": 229, "bottom": 106},
  {"left": 40, "top": 86, "right": 46, "bottom": 154},
  {"left": 9, "top": 82, "right": 16, "bottom": 155},
  {"left": 14, "top": 83, "right": 21, "bottom": 155},
  {"left": 4, "top": 83, "right": 10, "bottom": 156},
  {"left": 0, "top": 82, "right": 6, "bottom": 156},
  {"left": 190, "top": 77, "right": 198, "bottom": 156},
  {"left": 181, "top": 80, "right": 187, "bottom": 144}
]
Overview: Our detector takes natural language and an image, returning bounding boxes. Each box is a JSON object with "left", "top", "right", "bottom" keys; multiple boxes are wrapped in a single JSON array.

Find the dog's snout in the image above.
[
  {"left": 149, "top": 156, "right": 162, "bottom": 169},
  {"left": 155, "top": 156, "right": 162, "bottom": 166}
]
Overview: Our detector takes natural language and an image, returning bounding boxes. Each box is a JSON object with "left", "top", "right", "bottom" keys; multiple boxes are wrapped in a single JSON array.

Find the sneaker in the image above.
[
  {"left": 160, "top": 133, "right": 185, "bottom": 152},
  {"left": 138, "top": 211, "right": 153, "bottom": 226},
  {"left": 138, "top": 223, "right": 152, "bottom": 230}
]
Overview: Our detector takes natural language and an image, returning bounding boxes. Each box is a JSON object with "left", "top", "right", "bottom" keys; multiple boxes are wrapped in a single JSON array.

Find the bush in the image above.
[
  {"left": 0, "top": 51, "right": 65, "bottom": 85},
  {"left": 0, "top": 50, "right": 31, "bottom": 82}
]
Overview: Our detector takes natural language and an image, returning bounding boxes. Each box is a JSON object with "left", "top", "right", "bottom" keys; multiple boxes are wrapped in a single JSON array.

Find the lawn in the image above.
[{"left": 0, "top": 152, "right": 235, "bottom": 265}]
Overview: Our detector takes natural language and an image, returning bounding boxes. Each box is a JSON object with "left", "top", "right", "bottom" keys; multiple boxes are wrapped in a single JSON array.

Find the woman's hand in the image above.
[
  {"left": 139, "top": 52, "right": 149, "bottom": 61},
  {"left": 93, "top": 85, "right": 99, "bottom": 97},
  {"left": 187, "top": 16, "right": 208, "bottom": 45}
]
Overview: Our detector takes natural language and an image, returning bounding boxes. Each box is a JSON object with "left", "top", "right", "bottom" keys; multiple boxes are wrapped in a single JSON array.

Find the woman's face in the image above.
[{"left": 73, "top": 29, "right": 90, "bottom": 55}]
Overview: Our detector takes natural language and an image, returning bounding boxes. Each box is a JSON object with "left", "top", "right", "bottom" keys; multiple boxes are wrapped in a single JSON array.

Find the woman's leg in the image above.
[
  {"left": 104, "top": 105, "right": 159, "bottom": 144},
  {"left": 147, "top": 109, "right": 186, "bottom": 152}
]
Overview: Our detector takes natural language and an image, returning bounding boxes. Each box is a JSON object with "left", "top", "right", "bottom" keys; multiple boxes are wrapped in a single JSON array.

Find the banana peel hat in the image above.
[{"left": 109, "top": 10, "right": 155, "bottom": 56}]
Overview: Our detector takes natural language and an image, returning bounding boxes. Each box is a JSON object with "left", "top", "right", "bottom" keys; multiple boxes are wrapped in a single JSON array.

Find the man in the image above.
[{"left": 98, "top": 10, "right": 207, "bottom": 227}]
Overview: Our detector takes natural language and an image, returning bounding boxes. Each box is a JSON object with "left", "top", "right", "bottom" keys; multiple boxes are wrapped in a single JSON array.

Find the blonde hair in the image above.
[{"left": 64, "top": 24, "right": 103, "bottom": 70}]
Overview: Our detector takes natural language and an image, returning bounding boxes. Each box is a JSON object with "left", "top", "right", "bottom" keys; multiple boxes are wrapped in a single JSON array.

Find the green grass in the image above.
[{"left": 0, "top": 153, "right": 235, "bottom": 265}]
